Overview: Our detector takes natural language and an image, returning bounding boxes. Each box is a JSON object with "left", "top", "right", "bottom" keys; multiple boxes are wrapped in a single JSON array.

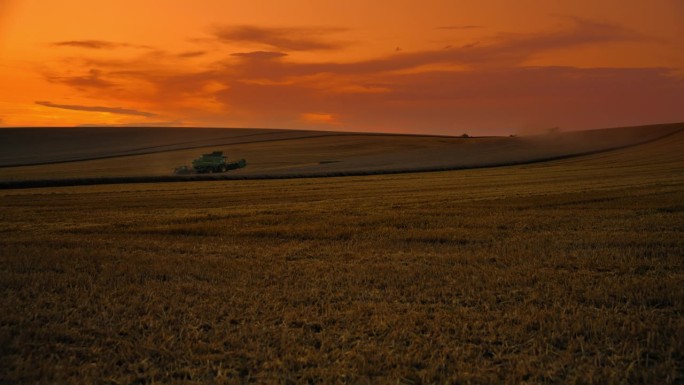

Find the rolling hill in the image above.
[{"left": 0, "top": 122, "right": 682, "bottom": 187}]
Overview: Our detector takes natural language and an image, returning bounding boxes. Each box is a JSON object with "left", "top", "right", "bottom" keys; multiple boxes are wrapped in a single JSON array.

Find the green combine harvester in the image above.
[{"left": 174, "top": 151, "right": 246, "bottom": 174}]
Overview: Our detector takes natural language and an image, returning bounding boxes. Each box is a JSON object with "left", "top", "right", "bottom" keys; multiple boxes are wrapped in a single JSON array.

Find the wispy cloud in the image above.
[
  {"left": 38, "top": 18, "right": 684, "bottom": 133},
  {"left": 437, "top": 25, "right": 483, "bottom": 30},
  {"left": 177, "top": 50, "right": 206, "bottom": 58},
  {"left": 77, "top": 121, "right": 183, "bottom": 127},
  {"left": 214, "top": 17, "right": 645, "bottom": 80},
  {"left": 46, "top": 69, "right": 115, "bottom": 90},
  {"left": 51, "top": 40, "right": 153, "bottom": 50},
  {"left": 214, "top": 25, "right": 347, "bottom": 51},
  {"left": 52, "top": 40, "right": 119, "bottom": 49},
  {"left": 300, "top": 112, "right": 340, "bottom": 125},
  {"left": 231, "top": 51, "right": 288, "bottom": 60},
  {"left": 36, "top": 101, "right": 157, "bottom": 117}
]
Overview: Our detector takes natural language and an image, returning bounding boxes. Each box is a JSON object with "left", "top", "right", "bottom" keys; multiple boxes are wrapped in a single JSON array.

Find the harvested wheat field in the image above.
[{"left": 1, "top": 125, "right": 683, "bottom": 384}]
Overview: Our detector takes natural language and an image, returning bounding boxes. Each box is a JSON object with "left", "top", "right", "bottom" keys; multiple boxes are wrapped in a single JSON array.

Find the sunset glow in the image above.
[{"left": 1, "top": 0, "right": 683, "bottom": 134}]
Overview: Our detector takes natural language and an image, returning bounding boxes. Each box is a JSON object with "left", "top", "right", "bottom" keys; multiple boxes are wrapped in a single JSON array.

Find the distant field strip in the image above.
[
  {"left": 0, "top": 128, "right": 348, "bottom": 166},
  {"left": 1, "top": 123, "right": 682, "bottom": 189}
]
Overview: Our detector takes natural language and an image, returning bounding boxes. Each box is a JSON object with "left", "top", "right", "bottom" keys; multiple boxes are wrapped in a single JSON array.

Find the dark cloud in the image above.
[
  {"left": 51, "top": 40, "right": 153, "bottom": 50},
  {"left": 50, "top": 18, "right": 641, "bottom": 90},
  {"left": 177, "top": 50, "right": 206, "bottom": 58},
  {"left": 217, "top": 17, "right": 645, "bottom": 80},
  {"left": 52, "top": 40, "right": 120, "bottom": 49},
  {"left": 35, "top": 101, "right": 157, "bottom": 117},
  {"left": 231, "top": 51, "right": 288, "bottom": 60},
  {"left": 46, "top": 69, "right": 115, "bottom": 90},
  {"left": 77, "top": 121, "right": 183, "bottom": 127},
  {"left": 214, "top": 25, "right": 347, "bottom": 51},
  {"left": 497, "top": 16, "right": 641, "bottom": 52},
  {"left": 437, "top": 25, "right": 483, "bottom": 30},
  {"left": 41, "top": 18, "right": 683, "bottom": 134}
]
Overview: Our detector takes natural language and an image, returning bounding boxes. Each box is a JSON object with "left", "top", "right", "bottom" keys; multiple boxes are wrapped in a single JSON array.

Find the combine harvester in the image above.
[{"left": 174, "top": 151, "right": 246, "bottom": 174}]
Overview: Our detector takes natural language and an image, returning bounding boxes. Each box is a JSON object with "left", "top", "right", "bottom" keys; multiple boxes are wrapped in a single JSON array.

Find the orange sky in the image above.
[{"left": 1, "top": 0, "right": 683, "bottom": 135}]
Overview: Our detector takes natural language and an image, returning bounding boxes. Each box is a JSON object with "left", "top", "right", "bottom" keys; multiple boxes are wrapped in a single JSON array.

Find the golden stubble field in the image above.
[{"left": 1, "top": 130, "right": 683, "bottom": 384}]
